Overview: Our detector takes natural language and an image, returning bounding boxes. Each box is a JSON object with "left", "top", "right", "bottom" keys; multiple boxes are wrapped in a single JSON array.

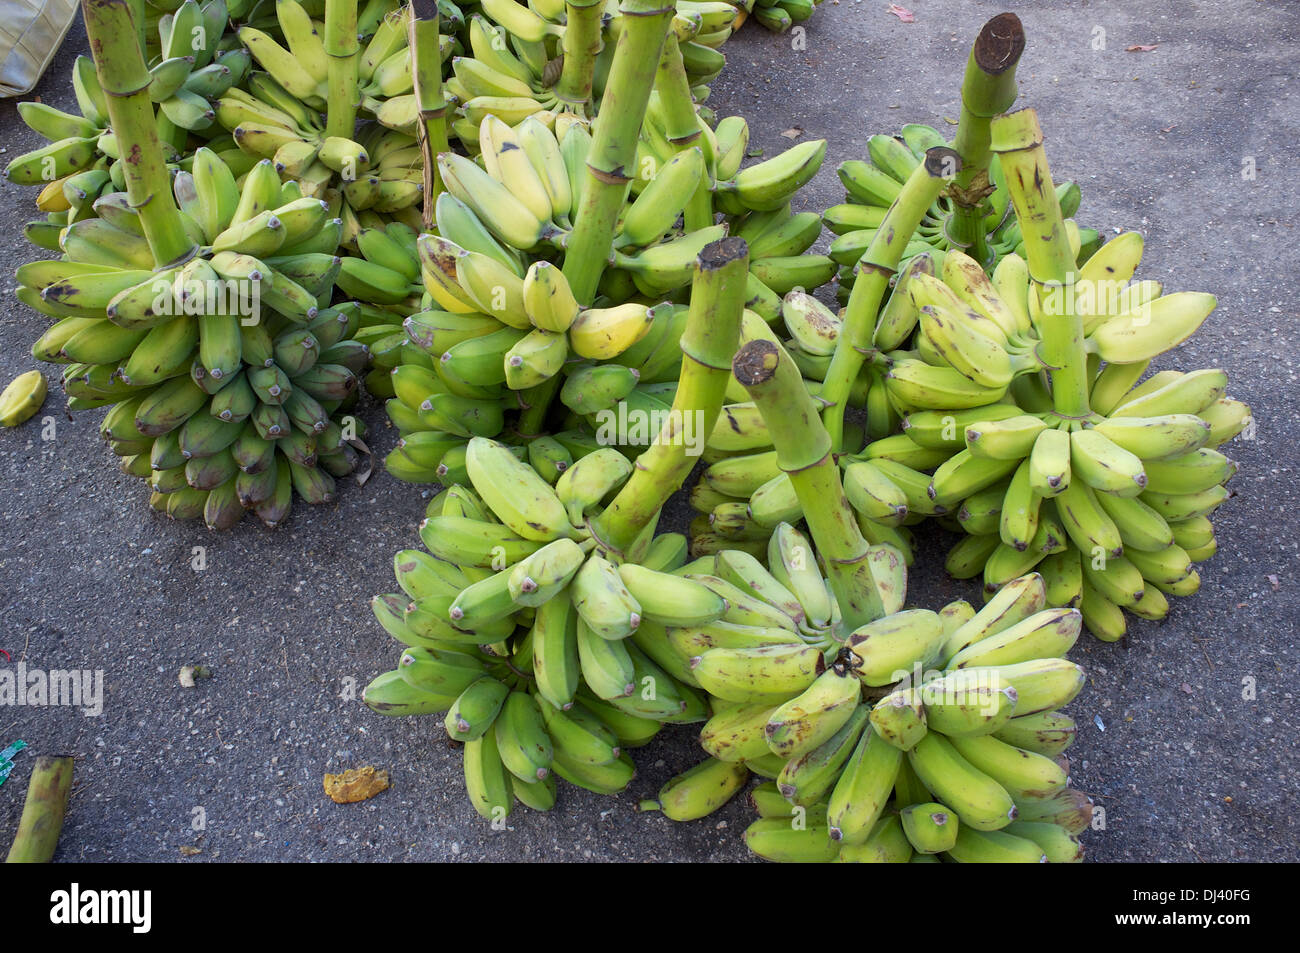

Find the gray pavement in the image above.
[{"left": 0, "top": 1, "right": 1296, "bottom": 862}]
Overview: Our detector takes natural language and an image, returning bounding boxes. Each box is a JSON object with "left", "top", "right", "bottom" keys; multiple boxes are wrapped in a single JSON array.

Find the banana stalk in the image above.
[
  {"left": 82, "top": 0, "right": 195, "bottom": 267},
  {"left": 325, "top": 0, "right": 361, "bottom": 140},
  {"left": 946, "top": 12, "right": 1025, "bottom": 265},
  {"left": 654, "top": 34, "right": 712, "bottom": 232},
  {"left": 733, "top": 338, "right": 886, "bottom": 631},
  {"left": 5, "top": 755, "right": 73, "bottom": 863},
  {"left": 590, "top": 237, "right": 748, "bottom": 555},
  {"left": 125, "top": 0, "right": 146, "bottom": 58},
  {"left": 820, "top": 146, "right": 962, "bottom": 450},
  {"left": 555, "top": 0, "right": 604, "bottom": 112},
  {"left": 410, "top": 0, "right": 449, "bottom": 218},
  {"left": 562, "top": 0, "right": 676, "bottom": 304},
  {"left": 991, "top": 109, "right": 1088, "bottom": 418}
]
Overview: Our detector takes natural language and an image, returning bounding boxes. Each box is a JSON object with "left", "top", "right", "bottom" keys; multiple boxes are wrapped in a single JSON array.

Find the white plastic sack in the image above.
[{"left": 0, "top": 0, "right": 78, "bottom": 97}]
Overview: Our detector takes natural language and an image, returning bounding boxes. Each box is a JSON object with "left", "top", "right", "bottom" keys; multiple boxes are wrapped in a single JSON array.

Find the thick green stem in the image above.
[
  {"left": 5, "top": 756, "right": 73, "bottom": 863},
  {"left": 562, "top": 0, "right": 674, "bottom": 305},
  {"left": 590, "top": 238, "right": 748, "bottom": 557},
  {"left": 991, "top": 109, "right": 1090, "bottom": 419},
  {"left": 946, "top": 13, "right": 1024, "bottom": 266},
  {"left": 654, "top": 34, "right": 712, "bottom": 232},
  {"left": 821, "top": 147, "right": 961, "bottom": 450},
  {"left": 125, "top": 0, "right": 145, "bottom": 57},
  {"left": 325, "top": 0, "right": 361, "bottom": 140},
  {"left": 83, "top": 0, "right": 196, "bottom": 267},
  {"left": 734, "top": 339, "right": 885, "bottom": 631},
  {"left": 409, "top": 0, "right": 449, "bottom": 223},
  {"left": 555, "top": 0, "right": 604, "bottom": 112},
  {"left": 516, "top": 374, "right": 561, "bottom": 438}
]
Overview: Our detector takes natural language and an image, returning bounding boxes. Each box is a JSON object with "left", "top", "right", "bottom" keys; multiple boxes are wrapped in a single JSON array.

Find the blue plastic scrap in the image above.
[{"left": 0, "top": 740, "right": 28, "bottom": 787}]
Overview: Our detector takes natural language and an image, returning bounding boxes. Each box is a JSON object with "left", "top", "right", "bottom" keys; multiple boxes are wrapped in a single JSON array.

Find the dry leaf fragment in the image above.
[
  {"left": 1126, "top": 44, "right": 1158, "bottom": 52},
  {"left": 325, "top": 765, "right": 390, "bottom": 804},
  {"left": 780, "top": 127, "right": 802, "bottom": 140},
  {"left": 886, "top": 3, "right": 914, "bottom": 22},
  {"left": 179, "top": 845, "right": 202, "bottom": 857}
]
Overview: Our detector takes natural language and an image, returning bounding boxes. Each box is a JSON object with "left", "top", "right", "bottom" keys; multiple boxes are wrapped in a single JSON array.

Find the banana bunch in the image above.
[
  {"left": 365, "top": 436, "right": 738, "bottom": 816},
  {"left": 674, "top": 302, "right": 920, "bottom": 562},
  {"left": 619, "top": 101, "right": 833, "bottom": 305},
  {"left": 655, "top": 562, "right": 1091, "bottom": 862},
  {"left": 217, "top": 7, "right": 441, "bottom": 230},
  {"left": 382, "top": 221, "right": 694, "bottom": 479},
  {"left": 236, "top": 1, "right": 439, "bottom": 131},
  {"left": 850, "top": 241, "right": 1250, "bottom": 640},
  {"left": 444, "top": 13, "right": 575, "bottom": 139},
  {"left": 746, "top": 0, "right": 818, "bottom": 35},
  {"left": 826, "top": 128, "right": 1097, "bottom": 304},
  {"left": 448, "top": 0, "right": 733, "bottom": 138},
  {"left": 627, "top": 516, "right": 1091, "bottom": 861},
  {"left": 149, "top": 0, "right": 253, "bottom": 133},
  {"left": 15, "top": 148, "right": 369, "bottom": 527},
  {"left": 7, "top": 67, "right": 118, "bottom": 249}
]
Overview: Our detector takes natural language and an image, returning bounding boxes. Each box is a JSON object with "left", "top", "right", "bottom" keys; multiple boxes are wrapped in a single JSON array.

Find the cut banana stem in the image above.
[
  {"left": 324, "top": 0, "right": 361, "bottom": 140},
  {"left": 556, "top": 0, "right": 605, "bottom": 110},
  {"left": 410, "top": 0, "right": 450, "bottom": 212},
  {"left": 5, "top": 755, "right": 74, "bottom": 863},
  {"left": 733, "top": 337, "right": 886, "bottom": 631},
  {"left": 83, "top": 0, "right": 195, "bottom": 266},
  {"left": 562, "top": 0, "right": 676, "bottom": 304},
  {"left": 820, "top": 146, "right": 962, "bottom": 451},
  {"left": 591, "top": 237, "right": 748, "bottom": 555},
  {"left": 990, "top": 108, "right": 1089, "bottom": 418},
  {"left": 947, "top": 13, "right": 1026, "bottom": 264},
  {"left": 654, "top": 34, "right": 714, "bottom": 232}
]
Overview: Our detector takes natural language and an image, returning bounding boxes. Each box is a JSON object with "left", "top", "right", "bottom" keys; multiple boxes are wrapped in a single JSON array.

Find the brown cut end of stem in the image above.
[
  {"left": 699, "top": 236, "right": 749, "bottom": 271},
  {"left": 732, "top": 338, "right": 781, "bottom": 387},
  {"left": 924, "top": 146, "right": 964, "bottom": 179},
  {"left": 974, "top": 13, "right": 1025, "bottom": 75}
]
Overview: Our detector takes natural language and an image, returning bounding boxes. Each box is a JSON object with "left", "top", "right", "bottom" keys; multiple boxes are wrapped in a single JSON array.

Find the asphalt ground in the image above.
[{"left": 0, "top": 0, "right": 1295, "bottom": 861}]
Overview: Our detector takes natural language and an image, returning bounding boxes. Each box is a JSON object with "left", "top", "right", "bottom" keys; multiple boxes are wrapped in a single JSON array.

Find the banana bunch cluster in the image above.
[
  {"left": 450, "top": 0, "right": 734, "bottom": 140},
  {"left": 624, "top": 106, "right": 833, "bottom": 306},
  {"left": 366, "top": 436, "right": 736, "bottom": 815},
  {"left": 679, "top": 299, "right": 925, "bottom": 562},
  {"left": 826, "top": 127, "right": 1097, "bottom": 304},
  {"left": 16, "top": 148, "right": 367, "bottom": 527},
  {"left": 219, "top": 3, "right": 442, "bottom": 229},
  {"left": 850, "top": 241, "right": 1251, "bottom": 639},
  {"left": 378, "top": 237, "right": 692, "bottom": 480},
  {"left": 149, "top": 0, "right": 253, "bottom": 133},
  {"left": 639, "top": 563, "right": 1090, "bottom": 862},
  {"left": 237, "top": 1, "right": 439, "bottom": 134},
  {"left": 6, "top": 0, "right": 250, "bottom": 228},
  {"left": 746, "top": 0, "right": 817, "bottom": 34}
]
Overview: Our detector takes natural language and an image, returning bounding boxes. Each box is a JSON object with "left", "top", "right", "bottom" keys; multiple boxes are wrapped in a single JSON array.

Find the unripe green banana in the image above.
[
  {"left": 765, "top": 665, "right": 862, "bottom": 759},
  {"left": 691, "top": 643, "right": 823, "bottom": 704},
  {"left": 494, "top": 691, "right": 553, "bottom": 782},
  {"left": 507, "top": 538, "right": 586, "bottom": 606},
  {"left": 444, "top": 677, "right": 510, "bottom": 742},
  {"left": 618, "top": 563, "right": 727, "bottom": 627},
  {"left": 846, "top": 609, "right": 945, "bottom": 686},
  {"left": 993, "top": 710, "right": 1076, "bottom": 757},
  {"left": 466, "top": 436, "right": 576, "bottom": 541},
  {"left": 900, "top": 801, "right": 959, "bottom": 854},
  {"left": 642, "top": 756, "right": 749, "bottom": 822},
  {"left": 362, "top": 669, "right": 456, "bottom": 716},
  {"left": 907, "top": 732, "right": 1017, "bottom": 832},
  {"left": 946, "top": 826, "right": 1046, "bottom": 863},
  {"left": 827, "top": 725, "right": 902, "bottom": 845}
]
